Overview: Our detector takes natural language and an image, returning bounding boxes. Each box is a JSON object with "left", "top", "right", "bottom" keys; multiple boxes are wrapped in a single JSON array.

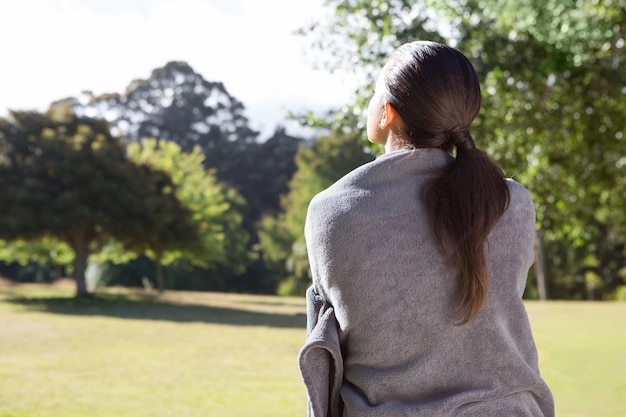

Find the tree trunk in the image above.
[
  {"left": 533, "top": 230, "right": 548, "bottom": 301},
  {"left": 73, "top": 241, "right": 90, "bottom": 296},
  {"left": 155, "top": 258, "right": 165, "bottom": 294}
]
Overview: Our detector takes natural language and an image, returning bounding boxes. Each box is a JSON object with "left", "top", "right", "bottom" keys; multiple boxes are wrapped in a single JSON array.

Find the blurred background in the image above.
[{"left": 1, "top": 0, "right": 624, "bottom": 301}]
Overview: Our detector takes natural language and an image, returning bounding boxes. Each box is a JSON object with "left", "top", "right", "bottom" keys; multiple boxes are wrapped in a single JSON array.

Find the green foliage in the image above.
[
  {"left": 259, "top": 133, "right": 375, "bottom": 295},
  {"left": 452, "top": 0, "right": 626, "bottom": 298},
  {"left": 56, "top": 61, "right": 304, "bottom": 262},
  {"left": 0, "top": 238, "right": 73, "bottom": 269},
  {"left": 126, "top": 139, "right": 251, "bottom": 277},
  {"left": 3, "top": 61, "right": 305, "bottom": 295},
  {"left": 0, "top": 108, "right": 196, "bottom": 295},
  {"left": 53, "top": 61, "right": 301, "bottom": 223},
  {"left": 299, "top": 0, "right": 626, "bottom": 299},
  {"left": 218, "top": 127, "right": 304, "bottom": 222}
]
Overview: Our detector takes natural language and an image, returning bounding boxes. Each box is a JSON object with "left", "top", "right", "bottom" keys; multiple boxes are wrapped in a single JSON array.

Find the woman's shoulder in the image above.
[
  {"left": 306, "top": 155, "right": 398, "bottom": 231},
  {"left": 313, "top": 149, "right": 451, "bottom": 200},
  {"left": 307, "top": 168, "right": 372, "bottom": 219},
  {"left": 309, "top": 156, "right": 385, "bottom": 204},
  {"left": 504, "top": 178, "right": 536, "bottom": 225},
  {"left": 505, "top": 178, "right": 534, "bottom": 206}
]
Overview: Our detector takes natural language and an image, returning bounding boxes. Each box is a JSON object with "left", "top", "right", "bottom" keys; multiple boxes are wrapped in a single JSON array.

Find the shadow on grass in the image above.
[{"left": 6, "top": 293, "right": 307, "bottom": 329}]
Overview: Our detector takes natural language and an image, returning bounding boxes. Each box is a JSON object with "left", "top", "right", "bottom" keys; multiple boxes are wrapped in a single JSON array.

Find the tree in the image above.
[
  {"left": 0, "top": 108, "right": 196, "bottom": 295},
  {"left": 53, "top": 61, "right": 305, "bottom": 266},
  {"left": 125, "top": 139, "right": 251, "bottom": 292},
  {"left": 451, "top": 0, "right": 626, "bottom": 298},
  {"left": 54, "top": 61, "right": 258, "bottom": 151},
  {"left": 298, "top": 0, "right": 626, "bottom": 299},
  {"left": 214, "top": 126, "right": 304, "bottom": 229},
  {"left": 52, "top": 61, "right": 263, "bottom": 200},
  {"left": 259, "top": 133, "right": 374, "bottom": 295}
]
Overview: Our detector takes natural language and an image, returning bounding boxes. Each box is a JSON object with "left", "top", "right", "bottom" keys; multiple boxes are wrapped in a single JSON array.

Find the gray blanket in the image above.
[
  {"left": 299, "top": 285, "right": 343, "bottom": 417},
  {"left": 301, "top": 148, "right": 554, "bottom": 416}
]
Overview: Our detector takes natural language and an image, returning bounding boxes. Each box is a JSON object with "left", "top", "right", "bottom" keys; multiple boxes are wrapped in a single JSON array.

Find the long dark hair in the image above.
[{"left": 383, "top": 41, "right": 510, "bottom": 324}]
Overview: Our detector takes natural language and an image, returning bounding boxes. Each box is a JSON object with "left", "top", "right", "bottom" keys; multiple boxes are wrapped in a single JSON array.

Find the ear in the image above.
[{"left": 379, "top": 102, "right": 400, "bottom": 129}]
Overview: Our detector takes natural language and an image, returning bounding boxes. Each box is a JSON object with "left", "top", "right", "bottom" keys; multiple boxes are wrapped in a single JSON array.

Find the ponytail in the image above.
[
  {"left": 382, "top": 41, "right": 510, "bottom": 323},
  {"left": 424, "top": 130, "right": 510, "bottom": 324}
]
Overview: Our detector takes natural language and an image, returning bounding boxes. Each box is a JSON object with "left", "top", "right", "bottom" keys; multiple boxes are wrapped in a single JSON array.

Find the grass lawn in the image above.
[
  {"left": 0, "top": 282, "right": 625, "bottom": 417},
  {"left": 525, "top": 301, "right": 626, "bottom": 417}
]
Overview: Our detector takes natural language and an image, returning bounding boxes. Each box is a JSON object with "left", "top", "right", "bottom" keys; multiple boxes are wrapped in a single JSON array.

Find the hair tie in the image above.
[{"left": 447, "top": 129, "right": 475, "bottom": 152}]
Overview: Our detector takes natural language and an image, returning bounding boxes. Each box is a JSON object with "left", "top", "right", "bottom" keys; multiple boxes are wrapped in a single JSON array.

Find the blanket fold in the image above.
[{"left": 298, "top": 285, "right": 344, "bottom": 417}]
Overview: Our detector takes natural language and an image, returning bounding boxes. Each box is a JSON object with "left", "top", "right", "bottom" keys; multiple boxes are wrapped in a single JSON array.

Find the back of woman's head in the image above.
[
  {"left": 383, "top": 41, "right": 511, "bottom": 324},
  {"left": 382, "top": 41, "right": 480, "bottom": 149}
]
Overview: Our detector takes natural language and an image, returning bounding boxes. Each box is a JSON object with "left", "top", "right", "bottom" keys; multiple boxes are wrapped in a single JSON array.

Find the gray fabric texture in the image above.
[
  {"left": 302, "top": 148, "right": 555, "bottom": 417},
  {"left": 299, "top": 286, "right": 344, "bottom": 417}
]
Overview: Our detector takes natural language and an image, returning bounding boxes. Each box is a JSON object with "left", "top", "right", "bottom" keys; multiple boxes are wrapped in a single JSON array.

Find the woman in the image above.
[{"left": 299, "top": 41, "right": 554, "bottom": 416}]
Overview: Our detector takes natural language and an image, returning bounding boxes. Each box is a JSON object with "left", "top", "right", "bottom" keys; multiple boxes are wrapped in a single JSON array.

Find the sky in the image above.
[{"left": 0, "top": 0, "right": 357, "bottom": 139}]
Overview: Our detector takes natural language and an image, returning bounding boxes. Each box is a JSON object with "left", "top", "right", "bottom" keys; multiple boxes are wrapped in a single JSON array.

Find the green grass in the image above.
[
  {"left": 525, "top": 301, "right": 626, "bottom": 417},
  {"left": 0, "top": 283, "right": 625, "bottom": 417},
  {"left": 0, "top": 284, "right": 308, "bottom": 417}
]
